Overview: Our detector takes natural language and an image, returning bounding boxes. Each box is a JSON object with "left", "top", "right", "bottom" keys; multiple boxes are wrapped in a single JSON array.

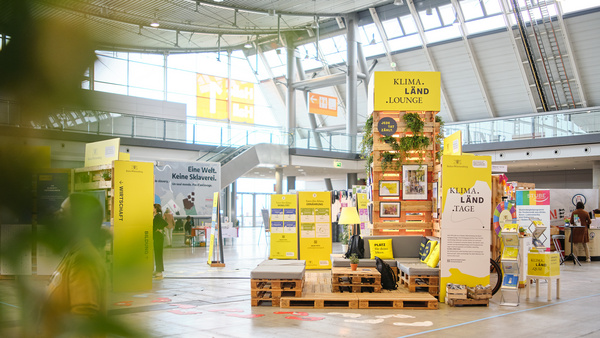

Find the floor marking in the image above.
[
  {"left": 328, "top": 312, "right": 362, "bottom": 318},
  {"left": 393, "top": 321, "right": 433, "bottom": 327},
  {"left": 169, "top": 304, "right": 197, "bottom": 309},
  {"left": 274, "top": 311, "right": 309, "bottom": 316},
  {"left": 151, "top": 297, "right": 172, "bottom": 303},
  {"left": 285, "top": 316, "right": 325, "bottom": 321},
  {"left": 399, "top": 293, "right": 600, "bottom": 337},
  {"left": 227, "top": 313, "right": 265, "bottom": 319},
  {"left": 377, "top": 314, "right": 415, "bottom": 319},
  {"left": 208, "top": 309, "right": 244, "bottom": 313},
  {"left": 168, "top": 309, "right": 202, "bottom": 315},
  {"left": 113, "top": 301, "right": 133, "bottom": 306},
  {"left": 345, "top": 319, "right": 385, "bottom": 324}
]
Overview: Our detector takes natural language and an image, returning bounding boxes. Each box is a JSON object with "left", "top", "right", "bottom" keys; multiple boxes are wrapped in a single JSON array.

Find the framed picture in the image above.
[
  {"left": 380, "top": 202, "right": 400, "bottom": 218},
  {"left": 379, "top": 180, "right": 400, "bottom": 196},
  {"left": 403, "top": 165, "right": 428, "bottom": 200}
]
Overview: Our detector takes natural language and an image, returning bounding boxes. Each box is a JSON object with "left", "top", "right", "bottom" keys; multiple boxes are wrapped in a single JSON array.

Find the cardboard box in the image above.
[{"left": 527, "top": 252, "right": 560, "bottom": 276}]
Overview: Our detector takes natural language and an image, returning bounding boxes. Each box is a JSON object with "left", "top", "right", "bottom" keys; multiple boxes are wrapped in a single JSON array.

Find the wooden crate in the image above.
[
  {"left": 250, "top": 279, "right": 303, "bottom": 292},
  {"left": 357, "top": 293, "right": 438, "bottom": 310},
  {"left": 331, "top": 267, "right": 382, "bottom": 293},
  {"left": 445, "top": 287, "right": 467, "bottom": 300},
  {"left": 467, "top": 287, "right": 492, "bottom": 300},
  {"left": 446, "top": 298, "right": 489, "bottom": 307}
]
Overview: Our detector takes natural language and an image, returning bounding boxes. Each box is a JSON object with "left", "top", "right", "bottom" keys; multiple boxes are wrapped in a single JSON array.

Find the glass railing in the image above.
[{"left": 444, "top": 106, "right": 600, "bottom": 146}]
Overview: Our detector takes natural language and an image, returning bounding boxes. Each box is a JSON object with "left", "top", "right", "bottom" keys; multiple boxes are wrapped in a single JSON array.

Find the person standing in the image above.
[
  {"left": 163, "top": 208, "right": 175, "bottom": 248},
  {"left": 184, "top": 216, "right": 193, "bottom": 245},
  {"left": 570, "top": 201, "right": 592, "bottom": 262},
  {"left": 38, "top": 193, "right": 108, "bottom": 337},
  {"left": 153, "top": 204, "right": 167, "bottom": 278}
]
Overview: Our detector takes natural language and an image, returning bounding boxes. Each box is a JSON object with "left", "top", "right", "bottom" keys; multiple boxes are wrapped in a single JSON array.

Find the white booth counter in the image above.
[{"left": 565, "top": 220, "right": 600, "bottom": 259}]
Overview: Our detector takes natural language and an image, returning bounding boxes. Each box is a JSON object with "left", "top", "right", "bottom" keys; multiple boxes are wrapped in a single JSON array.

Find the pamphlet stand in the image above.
[
  {"left": 528, "top": 218, "right": 547, "bottom": 251},
  {"left": 500, "top": 220, "right": 520, "bottom": 306}
]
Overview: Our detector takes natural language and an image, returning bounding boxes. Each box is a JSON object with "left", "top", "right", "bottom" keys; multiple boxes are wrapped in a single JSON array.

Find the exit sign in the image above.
[{"left": 334, "top": 160, "right": 342, "bottom": 168}]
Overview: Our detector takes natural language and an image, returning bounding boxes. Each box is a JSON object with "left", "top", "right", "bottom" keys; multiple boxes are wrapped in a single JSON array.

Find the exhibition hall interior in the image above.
[{"left": 1, "top": 0, "right": 600, "bottom": 337}]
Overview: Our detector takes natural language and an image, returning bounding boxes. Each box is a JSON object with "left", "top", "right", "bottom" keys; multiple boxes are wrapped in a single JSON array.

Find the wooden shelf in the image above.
[{"left": 74, "top": 180, "right": 111, "bottom": 191}]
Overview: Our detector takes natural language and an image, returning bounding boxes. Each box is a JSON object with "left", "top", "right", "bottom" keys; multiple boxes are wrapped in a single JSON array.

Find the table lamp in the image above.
[{"left": 338, "top": 207, "right": 361, "bottom": 235}]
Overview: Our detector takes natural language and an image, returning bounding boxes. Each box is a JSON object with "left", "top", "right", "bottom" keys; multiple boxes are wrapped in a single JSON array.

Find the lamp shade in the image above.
[{"left": 338, "top": 207, "right": 361, "bottom": 225}]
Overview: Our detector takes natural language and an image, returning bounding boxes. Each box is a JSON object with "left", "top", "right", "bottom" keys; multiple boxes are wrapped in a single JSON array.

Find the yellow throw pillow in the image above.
[
  {"left": 421, "top": 240, "right": 438, "bottom": 263},
  {"left": 369, "top": 239, "right": 394, "bottom": 260},
  {"left": 426, "top": 244, "right": 440, "bottom": 268}
]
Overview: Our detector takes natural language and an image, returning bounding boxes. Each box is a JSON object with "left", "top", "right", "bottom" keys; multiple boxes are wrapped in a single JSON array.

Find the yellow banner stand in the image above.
[
  {"left": 208, "top": 192, "right": 225, "bottom": 267},
  {"left": 298, "top": 191, "right": 332, "bottom": 269},
  {"left": 112, "top": 160, "right": 154, "bottom": 292},
  {"left": 270, "top": 194, "right": 298, "bottom": 259}
]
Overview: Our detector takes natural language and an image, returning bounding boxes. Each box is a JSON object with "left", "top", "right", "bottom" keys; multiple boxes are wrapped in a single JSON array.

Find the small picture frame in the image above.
[
  {"left": 403, "top": 164, "right": 428, "bottom": 200},
  {"left": 379, "top": 180, "right": 400, "bottom": 196},
  {"left": 380, "top": 202, "right": 401, "bottom": 218}
]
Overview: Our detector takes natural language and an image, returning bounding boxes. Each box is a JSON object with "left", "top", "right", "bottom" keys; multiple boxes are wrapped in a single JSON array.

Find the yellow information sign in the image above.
[
  {"left": 270, "top": 194, "right": 298, "bottom": 259},
  {"left": 85, "top": 138, "right": 120, "bottom": 167},
  {"left": 443, "top": 131, "right": 463, "bottom": 155},
  {"left": 369, "top": 71, "right": 441, "bottom": 112},
  {"left": 528, "top": 252, "right": 560, "bottom": 276},
  {"left": 298, "top": 191, "right": 332, "bottom": 269},
  {"left": 112, "top": 160, "right": 154, "bottom": 292},
  {"left": 208, "top": 192, "right": 219, "bottom": 265}
]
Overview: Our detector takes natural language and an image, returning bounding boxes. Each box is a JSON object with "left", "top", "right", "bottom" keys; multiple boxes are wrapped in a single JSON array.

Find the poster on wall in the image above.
[
  {"left": 357, "top": 193, "right": 369, "bottom": 230},
  {"left": 403, "top": 165, "right": 428, "bottom": 200},
  {"left": 440, "top": 154, "right": 492, "bottom": 302},
  {"left": 270, "top": 194, "right": 298, "bottom": 259},
  {"left": 298, "top": 191, "right": 332, "bottom": 269},
  {"left": 516, "top": 190, "right": 551, "bottom": 246},
  {"left": 112, "top": 160, "right": 154, "bottom": 292},
  {"left": 549, "top": 189, "right": 598, "bottom": 227},
  {"left": 154, "top": 161, "right": 221, "bottom": 217}
]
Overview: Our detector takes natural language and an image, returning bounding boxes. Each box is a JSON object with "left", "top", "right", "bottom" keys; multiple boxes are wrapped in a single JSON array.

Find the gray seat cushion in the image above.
[
  {"left": 250, "top": 265, "right": 305, "bottom": 280},
  {"left": 395, "top": 257, "right": 422, "bottom": 264},
  {"left": 331, "top": 254, "right": 397, "bottom": 268},
  {"left": 258, "top": 259, "right": 306, "bottom": 267},
  {"left": 398, "top": 262, "right": 439, "bottom": 276},
  {"left": 363, "top": 236, "right": 423, "bottom": 259}
]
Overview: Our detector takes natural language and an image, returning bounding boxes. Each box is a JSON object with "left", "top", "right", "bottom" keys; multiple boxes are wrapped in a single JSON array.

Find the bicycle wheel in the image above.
[{"left": 490, "top": 258, "right": 502, "bottom": 295}]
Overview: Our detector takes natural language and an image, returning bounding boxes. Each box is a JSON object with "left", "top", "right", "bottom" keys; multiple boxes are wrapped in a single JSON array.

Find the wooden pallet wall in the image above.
[{"left": 370, "top": 111, "right": 441, "bottom": 236}]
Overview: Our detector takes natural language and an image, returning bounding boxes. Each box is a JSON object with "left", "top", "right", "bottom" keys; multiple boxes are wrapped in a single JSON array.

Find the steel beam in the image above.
[
  {"left": 368, "top": 7, "right": 399, "bottom": 71},
  {"left": 286, "top": 34, "right": 296, "bottom": 133},
  {"left": 556, "top": 1, "right": 587, "bottom": 108},
  {"left": 346, "top": 14, "right": 358, "bottom": 153},
  {"left": 407, "top": 0, "right": 456, "bottom": 122},
  {"left": 296, "top": 57, "right": 324, "bottom": 150},
  {"left": 291, "top": 72, "right": 366, "bottom": 91}
]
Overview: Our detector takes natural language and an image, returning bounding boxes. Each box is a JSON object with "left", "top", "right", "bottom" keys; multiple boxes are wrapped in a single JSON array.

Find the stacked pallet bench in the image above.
[
  {"left": 397, "top": 259, "right": 440, "bottom": 298},
  {"left": 250, "top": 260, "right": 306, "bottom": 307},
  {"left": 370, "top": 111, "right": 441, "bottom": 236},
  {"left": 331, "top": 267, "right": 382, "bottom": 293}
]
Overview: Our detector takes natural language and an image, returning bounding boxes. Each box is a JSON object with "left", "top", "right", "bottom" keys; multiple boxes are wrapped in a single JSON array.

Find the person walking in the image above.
[
  {"left": 153, "top": 204, "right": 167, "bottom": 278},
  {"left": 570, "top": 201, "right": 592, "bottom": 262},
  {"left": 163, "top": 208, "right": 175, "bottom": 248}
]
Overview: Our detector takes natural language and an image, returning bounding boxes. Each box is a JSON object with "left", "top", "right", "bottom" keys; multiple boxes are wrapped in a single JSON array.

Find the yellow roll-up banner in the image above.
[
  {"left": 112, "top": 160, "right": 154, "bottom": 292},
  {"left": 270, "top": 194, "right": 298, "bottom": 259},
  {"left": 298, "top": 191, "right": 332, "bottom": 269}
]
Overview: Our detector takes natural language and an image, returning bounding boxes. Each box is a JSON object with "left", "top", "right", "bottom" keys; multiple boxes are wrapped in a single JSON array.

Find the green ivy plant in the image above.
[
  {"left": 379, "top": 113, "right": 432, "bottom": 171},
  {"left": 359, "top": 115, "right": 374, "bottom": 174},
  {"left": 435, "top": 115, "right": 444, "bottom": 162}
]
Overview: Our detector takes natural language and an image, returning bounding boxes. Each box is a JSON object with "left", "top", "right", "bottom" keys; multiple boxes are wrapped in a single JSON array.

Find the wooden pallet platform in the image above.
[
  {"left": 400, "top": 271, "right": 440, "bottom": 296},
  {"left": 251, "top": 289, "right": 303, "bottom": 299},
  {"left": 332, "top": 285, "right": 382, "bottom": 293},
  {"left": 446, "top": 298, "right": 489, "bottom": 307},
  {"left": 250, "top": 279, "right": 303, "bottom": 292},
  {"left": 251, "top": 298, "right": 281, "bottom": 307},
  {"left": 280, "top": 272, "right": 438, "bottom": 310}
]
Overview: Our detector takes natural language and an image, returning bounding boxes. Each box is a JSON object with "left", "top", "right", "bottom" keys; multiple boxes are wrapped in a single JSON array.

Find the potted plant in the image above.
[
  {"left": 339, "top": 224, "right": 350, "bottom": 253},
  {"left": 519, "top": 227, "right": 526, "bottom": 236},
  {"left": 349, "top": 253, "right": 359, "bottom": 271},
  {"left": 102, "top": 170, "right": 111, "bottom": 181}
]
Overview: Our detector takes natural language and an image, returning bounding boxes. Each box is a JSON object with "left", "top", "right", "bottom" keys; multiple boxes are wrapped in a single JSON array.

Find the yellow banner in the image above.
[
  {"left": 439, "top": 154, "right": 492, "bottom": 301},
  {"left": 298, "top": 191, "right": 332, "bottom": 269},
  {"left": 369, "top": 71, "right": 441, "bottom": 112},
  {"left": 443, "top": 131, "right": 463, "bottom": 155},
  {"left": 85, "top": 138, "right": 120, "bottom": 167},
  {"left": 208, "top": 192, "right": 219, "bottom": 264},
  {"left": 196, "top": 74, "right": 255, "bottom": 123},
  {"left": 270, "top": 194, "right": 298, "bottom": 259},
  {"left": 112, "top": 160, "right": 154, "bottom": 292}
]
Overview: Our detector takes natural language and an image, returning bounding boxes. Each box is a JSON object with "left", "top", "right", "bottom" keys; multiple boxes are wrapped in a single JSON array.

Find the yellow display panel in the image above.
[
  {"left": 270, "top": 194, "right": 298, "bottom": 259},
  {"left": 369, "top": 71, "right": 441, "bottom": 112},
  {"left": 85, "top": 138, "right": 120, "bottom": 167},
  {"left": 298, "top": 191, "right": 332, "bottom": 269},
  {"left": 112, "top": 160, "right": 154, "bottom": 292},
  {"left": 443, "top": 131, "right": 463, "bottom": 155}
]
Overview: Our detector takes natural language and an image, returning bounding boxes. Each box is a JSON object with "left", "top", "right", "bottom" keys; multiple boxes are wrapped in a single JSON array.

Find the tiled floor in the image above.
[{"left": 2, "top": 228, "right": 600, "bottom": 337}]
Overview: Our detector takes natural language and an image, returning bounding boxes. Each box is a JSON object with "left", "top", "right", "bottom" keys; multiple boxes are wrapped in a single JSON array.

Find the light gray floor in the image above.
[{"left": 2, "top": 228, "right": 600, "bottom": 337}]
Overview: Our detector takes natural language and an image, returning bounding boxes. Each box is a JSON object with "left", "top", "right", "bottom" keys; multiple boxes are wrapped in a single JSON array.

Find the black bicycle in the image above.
[{"left": 490, "top": 256, "right": 503, "bottom": 295}]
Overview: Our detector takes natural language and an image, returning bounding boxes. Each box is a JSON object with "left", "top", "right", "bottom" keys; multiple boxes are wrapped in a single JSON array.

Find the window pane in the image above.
[
  {"left": 460, "top": 0, "right": 485, "bottom": 20},
  {"left": 425, "top": 26, "right": 461, "bottom": 44},
  {"left": 95, "top": 56, "right": 127, "bottom": 85},
  {"left": 362, "top": 43, "right": 386, "bottom": 58},
  {"left": 196, "top": 52, "right": 228, "bottom": 77},
  {"left": 129, "top": 62, "right": 164, "bottom": 91},
  {"left": 482, "top": 0, "right": 502, "bottom": 15},
  {"left": 382, "top": 18, "right": 403, "bottom": 39},
  {"left": 94, "top": 81, "right": 127, "bottom": 95},
  {"left": 400, "top": 15, "right": 418, "bottom": 34},
  {"left": 465, "top": 15, "right": 505, "bottom": 35},
  {"left": 419, "top": 10, "right": 442, "bottom": 30},
  {"left": 332, "top": 35, "right": 347, "bottom": 52},
  {"left": 168, "top": 53, "right": 197, "bottom": 71},
  {"left": 263, "top": 49, "right": 283, "bottom": 68},
  {"left": 388, "top": 34, "right": 422, "bottom": 52},
  {"left": 128, "top": 52, "right": 164, "bottom": 66},
  {"left": 167, "top": 68, "right": 196, "bottom": 95},
  {"left": 230, "top": 56, "right": 257, "bottom": 83},
  {"left": 361, "top": 23, "right": 382, "bottom": 44},
  {"left": 319, "top": 37, "right": 338, "bottom": 55},
  {"left": 438, "top": 4, "right": 457, "bottom": 26},
  {"left": 129, "top": 87, "right": 163, "bottom": 101}
]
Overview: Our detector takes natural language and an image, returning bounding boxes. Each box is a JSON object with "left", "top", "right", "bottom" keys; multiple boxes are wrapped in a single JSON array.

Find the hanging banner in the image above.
[
  {"left": 440, "top": 154, "right": 492, "bottom": 301},
  {"left": 298, "top": 191, "right": 332, "bottom": 269},
  {"left": 516, "top": 190, "right": 551, "bottom": 246},
  {"left": 443, "top": 131, "right": 463, "bottom": 155},
  {"left": 154, "top": 161, "right": 220, "bottom": 217},
  {"left": 196, "top": 74, "right": 255, "bottom": 123},
  {"left": 270, "top": 194, "right": 298, "bottom": 259},
  {"left": 112, "top": 160, "right": 154, "bottom": 292},
  {"left": 369, "top": 71, "right": 441, "bottom": 112},
  {"left": 84, "top": 138, "right": 120, "bottom": 167},
  {"left": 357, "top": 193, "right": 369, "bottom": 230},
  {"left": 308, "top": 92, "right": 338, "bottom": 117}
]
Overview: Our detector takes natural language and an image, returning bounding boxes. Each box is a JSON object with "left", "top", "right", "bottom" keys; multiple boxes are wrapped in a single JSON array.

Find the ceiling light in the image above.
[
  {"left": 244, "top": 37, "right": 252, "bottom": 49},
  {"left": 369, "top": 34, "right": 376, "bottom": 45},
  {"left": 393, "top": 0, "right": 404, "bottom": 5},
  {"left": 150, "top": 21, "right": 159, "bottom": 28},
  {"left": 214, "top": 0, "right": 224, "bottom": 2},
  {"left": 426, "top": 8, "right": 433, "bottom": 15},
  {"left": 311, "top": 16, "right": 319, "bottom": 29}
]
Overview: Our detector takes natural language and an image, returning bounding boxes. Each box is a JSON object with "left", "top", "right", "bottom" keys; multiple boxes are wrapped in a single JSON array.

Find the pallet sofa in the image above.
[
  {"left": 330, "top": 235, "right": 440, "bottom": 297},
  {"left": 250, "top": 260, "right": 306, "bottom": 306}
]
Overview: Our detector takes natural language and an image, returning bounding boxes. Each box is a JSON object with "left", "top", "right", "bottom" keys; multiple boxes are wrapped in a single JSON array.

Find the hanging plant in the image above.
[
  {"left": 435, "top": 115, "right": 444, "bottom": 162},
  {"left": 380, "top": 151, "right": 400, "bottom": 172},
  {"left": 403, "top": 113, "right": 425, "bottom": 134},
  {"left": 360, "top": 115, "right": 374, "bottom": 174}
]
